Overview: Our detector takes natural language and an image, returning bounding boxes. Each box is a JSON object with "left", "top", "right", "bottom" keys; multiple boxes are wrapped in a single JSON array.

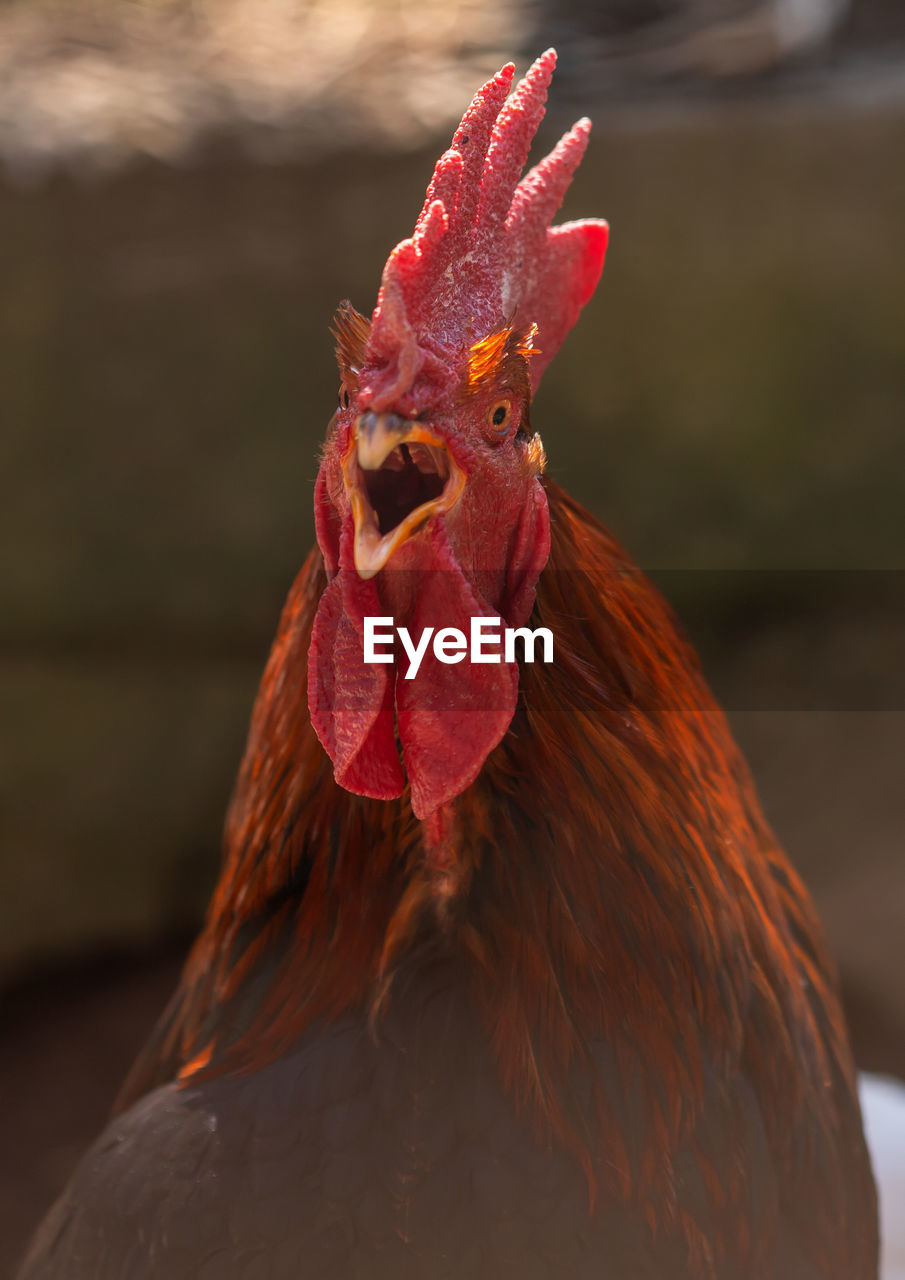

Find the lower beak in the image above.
[{"left": 342, "top": 412, "right": 465, "bottom": 579}]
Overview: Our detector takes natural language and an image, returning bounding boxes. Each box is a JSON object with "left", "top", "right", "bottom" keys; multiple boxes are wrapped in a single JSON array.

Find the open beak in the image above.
[{"left": 342, "top": 412, "right": 465, "bottom": 579}]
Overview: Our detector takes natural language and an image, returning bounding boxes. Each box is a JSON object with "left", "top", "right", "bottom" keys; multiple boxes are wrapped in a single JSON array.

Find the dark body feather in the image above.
[{"left": 18, "top": 482, "right": 877, "bottom": 1279}]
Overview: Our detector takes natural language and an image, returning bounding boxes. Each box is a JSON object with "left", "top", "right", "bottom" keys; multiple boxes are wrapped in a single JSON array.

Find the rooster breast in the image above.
[
  {"left": 18, "top": 954, "right": 838, "bottom": 1280},
  {"left": 18, "top": 964, "right": 673, "bottom": 1280}
]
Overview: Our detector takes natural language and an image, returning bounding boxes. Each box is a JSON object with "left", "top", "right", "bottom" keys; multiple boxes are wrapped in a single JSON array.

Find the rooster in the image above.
[{"left": 19, "top": 50, "right": 878, "bottom": 1280}]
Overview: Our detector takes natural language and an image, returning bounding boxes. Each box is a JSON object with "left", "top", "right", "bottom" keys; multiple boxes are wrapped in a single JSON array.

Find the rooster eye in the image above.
[
  {"left": 488, "top": 400, "right": 511, "bottom": 433},
  {"left": 338, "top": 383, "right": 351, "bottom": 411}
]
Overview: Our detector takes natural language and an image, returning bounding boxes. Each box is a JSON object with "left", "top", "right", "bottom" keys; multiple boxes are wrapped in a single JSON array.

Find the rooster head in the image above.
[{"left": 309, "top": 50, "right": 607, "bottom": 820}]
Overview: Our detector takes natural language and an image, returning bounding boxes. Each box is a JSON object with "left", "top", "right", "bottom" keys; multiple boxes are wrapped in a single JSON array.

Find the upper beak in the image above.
[{"left": 342, "top": 412, "right": 465, "bottom": 579}]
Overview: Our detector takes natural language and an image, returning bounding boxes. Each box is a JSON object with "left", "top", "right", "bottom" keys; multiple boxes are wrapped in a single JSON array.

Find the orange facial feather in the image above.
[
  {"left": 465, "top": 322, "right": 539, "bottom": 399},
  {"left": 331, "top": 300, "right": 371, "bottom": 388}
]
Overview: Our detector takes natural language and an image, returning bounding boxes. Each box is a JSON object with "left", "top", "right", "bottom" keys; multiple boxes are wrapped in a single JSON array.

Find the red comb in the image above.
[{"left": 360, "top": 50, "right": 608, "bottom": 413}]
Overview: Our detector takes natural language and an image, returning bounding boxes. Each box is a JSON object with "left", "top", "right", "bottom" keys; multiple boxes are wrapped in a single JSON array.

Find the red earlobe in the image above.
[
  {"left": 313, "top": 465, "right": 342, "bottom": 579},
  {"left": 504, "top": 479, "right": 551, "bottom": 628}
]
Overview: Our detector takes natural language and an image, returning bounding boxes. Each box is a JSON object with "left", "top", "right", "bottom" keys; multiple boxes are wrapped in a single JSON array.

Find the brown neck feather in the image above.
[{"left": 125, "top": 480, "right": 869, "bottom": 1276}]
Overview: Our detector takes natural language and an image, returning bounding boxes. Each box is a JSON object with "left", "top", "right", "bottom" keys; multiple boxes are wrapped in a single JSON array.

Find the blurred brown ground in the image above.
[{"left": 1, "top": 1, "right": 904, "bottom": 1274}]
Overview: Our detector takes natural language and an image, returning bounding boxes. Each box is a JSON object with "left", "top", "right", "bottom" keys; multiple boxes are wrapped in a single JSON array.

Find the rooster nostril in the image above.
[{"left": 355, "top": 411, "right": 378, "bottom": 438}]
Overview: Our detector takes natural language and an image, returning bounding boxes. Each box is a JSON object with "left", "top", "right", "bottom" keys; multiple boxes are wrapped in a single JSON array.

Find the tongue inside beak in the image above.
[{"left": 344, "top": 412, "right": 465, "bottom": 579}]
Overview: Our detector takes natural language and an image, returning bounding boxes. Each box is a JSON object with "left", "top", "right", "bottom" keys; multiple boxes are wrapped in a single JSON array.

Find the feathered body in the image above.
[{"left": 19, "top": 51, "right": 876, "bottom": 1280}]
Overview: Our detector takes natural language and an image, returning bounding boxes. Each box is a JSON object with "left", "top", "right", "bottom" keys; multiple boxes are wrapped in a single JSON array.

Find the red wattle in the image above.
[
  {"left": 308, "top": 480, "right": 550, "bottom": 818},
  {"left": 308, "top": 537, "right": 404, "bottom": 802},
  {"left": 394, "top": 536, "right": 520, "bottom": 820}
]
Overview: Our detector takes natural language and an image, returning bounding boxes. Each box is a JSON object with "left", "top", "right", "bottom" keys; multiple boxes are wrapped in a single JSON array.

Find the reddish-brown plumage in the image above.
[
  {"left": 31, "top": 50, "right": 875, "bottom": 1280},
  {"left": 115, "top": 482, "right": 877, "bottom": 1279}
]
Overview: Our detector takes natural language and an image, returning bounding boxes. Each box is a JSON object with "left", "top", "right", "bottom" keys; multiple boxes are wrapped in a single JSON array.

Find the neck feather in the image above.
[{"left": 130, "top": 481, "right": 864, "bottom": 1275}]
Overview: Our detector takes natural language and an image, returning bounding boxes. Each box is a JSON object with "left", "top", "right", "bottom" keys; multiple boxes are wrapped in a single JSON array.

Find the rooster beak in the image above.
[
  {"left": 355, "top": 411, "right": 411, "bottom": 471},
  {"left": 343, "top": 412, "right": 465, "bottom": 579}
]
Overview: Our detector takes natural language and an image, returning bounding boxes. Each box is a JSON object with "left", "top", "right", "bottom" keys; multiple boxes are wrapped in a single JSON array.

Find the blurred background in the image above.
[{"left": 1, "top": 0, "right": 904, "bottom": 1272}]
